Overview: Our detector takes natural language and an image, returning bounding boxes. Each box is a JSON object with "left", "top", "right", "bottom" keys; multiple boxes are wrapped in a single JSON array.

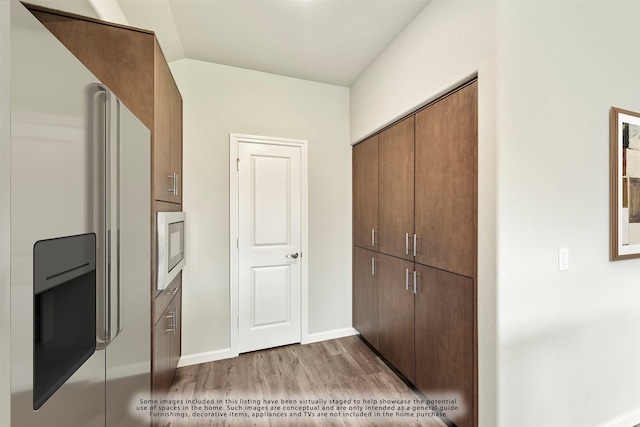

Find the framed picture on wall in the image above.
[{"left": 610, "top": 107, "right": 640, "bottom": 260}]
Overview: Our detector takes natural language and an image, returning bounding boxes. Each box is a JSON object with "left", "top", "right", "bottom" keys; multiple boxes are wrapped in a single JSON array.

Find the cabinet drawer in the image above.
[
  {"left": 154, "top": 274, "right": 181, "bottom": 325},
  {"left": 152, "top": 288, "right": 181, "bottom": 396}
]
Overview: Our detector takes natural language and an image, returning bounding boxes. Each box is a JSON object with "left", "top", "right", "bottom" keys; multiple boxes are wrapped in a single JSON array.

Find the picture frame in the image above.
[{"left": 610, "top": 106, "right": 640, "bottom": 260}]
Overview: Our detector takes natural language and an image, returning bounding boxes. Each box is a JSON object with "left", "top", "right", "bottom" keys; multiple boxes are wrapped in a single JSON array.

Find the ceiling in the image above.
[{"left": 25, "top": 0, "right": 431, "bottom": 87}]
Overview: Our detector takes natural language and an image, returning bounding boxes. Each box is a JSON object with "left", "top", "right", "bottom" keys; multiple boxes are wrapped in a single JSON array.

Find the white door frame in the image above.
[{"left": 229, "top": 133, "right": 309, "bottom": 357}]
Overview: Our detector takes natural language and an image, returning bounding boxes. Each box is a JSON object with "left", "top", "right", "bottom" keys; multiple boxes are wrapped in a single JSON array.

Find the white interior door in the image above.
[{"left": 238, "top": 141, "right": 301, "bottom": 353}]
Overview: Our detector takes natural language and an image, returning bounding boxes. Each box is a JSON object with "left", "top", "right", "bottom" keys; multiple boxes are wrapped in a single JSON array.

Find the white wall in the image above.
[
  {"left": 350, "top": 1, "right": 497, "bottom": 426},
  {"left": 0, "top": 2, "right": 10, "bottom": 425},
  {"left": 169, "top": 59, "right": 352, "bottom": 362},
  {"left": 497, "top": 1, "right": 640, "bottom": 426}
]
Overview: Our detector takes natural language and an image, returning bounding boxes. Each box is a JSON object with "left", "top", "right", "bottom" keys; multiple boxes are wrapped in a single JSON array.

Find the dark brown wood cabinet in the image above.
[
  {"left": 27, "top": 7, "right": 155, "bottom": 129},
  {"left": 169, "top": 290, "right": 182, "bottom": 378},
  {"left": 414, "top": 265, "right": 475, "bottom": 427},
  {"left": 154, "top": 42, "right": 183, "bottom": 204},
  {"left": 415, "top": 82, "right": 477, "bottom": 277},
  {"left": 378, "top": 116, "right": 415, "bottom": 261},
  {"left": 352, "top": 81, "right": 478, "bottom": 427},
  {"left": 153, "top": 287, "right": 182, "bottom": 395},
  {"left": 353, "top": 135, "right": 378, "bottom": 250},
  {"left": 353, "top": 247, "right": 379, "bottom": 349},
  {"left": 377, "top": 253, "right": 415, "bottom": 382},
  {"left": 170, "top": 74, "right": 183, "bottom": 202},
  {"left": 28, "top": 6, "right": 183, "bottom": 204}
]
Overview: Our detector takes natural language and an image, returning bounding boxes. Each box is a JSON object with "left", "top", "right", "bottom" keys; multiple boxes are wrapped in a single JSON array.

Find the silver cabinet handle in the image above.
[
  {"left": 371, "top": 228, "right": 375, "bottom": 247},
  {"left": 173, "top": 309, "right": 177, "bottom": 334},
  {"left": 167, "top": 172, "right": 179, "bottom": 195},
  {"left": 165, "top": 310, "right": 176, "bottom": 334},
  {"left": 405, "top": 268, "right": 409, "bottom": 291},
  {"left": 286, "top": 253, "right": 299, "bottom": 259},
  {"left": 371, "top": 257, "right": 379, "bottom": 275},
  {"left": 405, "top": 233, "right": 409, "bottom": 255},
  {"left": 167, "top": 173, "right": 175, "bottom": 193},
  {"left": 174, "top": 309, "right": 178, "bottom": 335},
  {"left": 413, "top": 270, "right": 418, "bottom": 294},
  {"left": 413, "top": 233, "right": 417, "bottom": 257}
]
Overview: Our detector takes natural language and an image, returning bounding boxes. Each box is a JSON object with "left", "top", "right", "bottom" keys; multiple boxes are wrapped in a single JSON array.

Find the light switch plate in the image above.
[{"left": 559, "top": 248, "right": 569, "bottom": 271}]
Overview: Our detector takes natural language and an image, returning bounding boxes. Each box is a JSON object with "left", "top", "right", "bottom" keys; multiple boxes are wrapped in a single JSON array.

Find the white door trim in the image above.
[{"left": 229, "top": 133, "right": 308, "bottom": 357}]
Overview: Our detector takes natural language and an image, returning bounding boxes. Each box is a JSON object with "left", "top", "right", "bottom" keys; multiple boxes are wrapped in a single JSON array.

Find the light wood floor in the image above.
[{"left": 156, "top": 335, "right": 447, "bottom": 426}]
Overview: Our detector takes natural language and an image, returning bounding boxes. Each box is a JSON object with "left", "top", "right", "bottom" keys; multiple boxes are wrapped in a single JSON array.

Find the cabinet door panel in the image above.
[
  {"left": 353, "top": 247, "right": 378, "bottom": 349},
  {"left": 29, "top": 7, "right": 155, "bottom": 129},
  {"left": 414, "top": 82, "right": 477, "bottom": 277},
  {"left": 378, "top": 116, "right": 414, "bottom": 260},
  {"left": 153, "top": 290, "right": 181, "bottom": 396},
  {"left": 353, "top": 136, "right": 378, "bottom": 249},
  {"left": 377, "top": 253, "right": 414, "bottom": 382},
  {"left": 414, "top": 264, "right": 475, "bottom": 427},
  {"left": 169, "top": 289, "right": 182, "bottom": 373},
  {"left": 152, "top": 304, "right": 172, "bottom": 396},
  {"left": 153, "top": 41, "right": 177, "bottom": 203},
  {"left": 170, "top": 77, "right": 183, "bottom": 204}
]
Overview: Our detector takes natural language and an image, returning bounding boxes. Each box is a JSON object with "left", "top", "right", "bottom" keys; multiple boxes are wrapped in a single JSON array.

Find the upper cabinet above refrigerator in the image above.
[
  {"left": 154, "top": 42, "right": 183, "bottom": 204},
  {"left": 27, "top": 4, "right": 184, "bottom": 206}
]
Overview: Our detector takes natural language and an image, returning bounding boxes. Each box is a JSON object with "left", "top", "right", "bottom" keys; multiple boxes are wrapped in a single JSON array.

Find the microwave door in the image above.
[
  {"left": 168, "top": 221, "right": 184, "bottom": 271},
  {"left": 157, "top": 211, "right": 185, "bottom": 291}
]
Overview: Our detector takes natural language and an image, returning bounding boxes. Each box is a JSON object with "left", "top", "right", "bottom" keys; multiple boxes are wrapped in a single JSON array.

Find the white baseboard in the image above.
[
  {"left": 177, "top": 328, "right": 358, "bottom": 368},
  {"left": 598, "top": 407, "right": 640, "bottom": 427},
  {"left": 303, "top": 327, "right": 357, "bottom": 344},
  {"left": 177, "top": 348, "right": 232, "bottom": 368}
]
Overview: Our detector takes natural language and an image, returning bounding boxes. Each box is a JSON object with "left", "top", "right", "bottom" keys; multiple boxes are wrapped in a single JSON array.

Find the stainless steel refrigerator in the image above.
[{"left": 9, "top": 1, "right": 151, "bottom": 426}]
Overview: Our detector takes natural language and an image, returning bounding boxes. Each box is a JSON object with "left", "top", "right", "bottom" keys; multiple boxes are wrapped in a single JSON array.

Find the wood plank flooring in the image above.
[{"left": 155, "top": 336, "right": 447, "bottom": 426}]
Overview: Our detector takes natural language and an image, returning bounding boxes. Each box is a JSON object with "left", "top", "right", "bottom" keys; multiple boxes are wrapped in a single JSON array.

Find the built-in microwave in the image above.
[{"left": 157, "top": 211, "right": 185, "bottom": 290}]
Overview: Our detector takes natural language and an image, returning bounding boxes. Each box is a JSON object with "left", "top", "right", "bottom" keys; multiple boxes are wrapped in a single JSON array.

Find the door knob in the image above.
[{"left": 286, "top": 253, "right": 299, "bottom": 259}]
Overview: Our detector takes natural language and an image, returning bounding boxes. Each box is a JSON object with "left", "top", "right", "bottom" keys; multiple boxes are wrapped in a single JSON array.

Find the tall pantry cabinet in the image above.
[
  {"left": 352, "top": 81, "right": 477, "bottom": 427},
  {"left": 352, "top": 135, "right": 378, "bottom": 249},
  {"left": 27, "top": 5, "right": 184, "bottom": 398},
  {"left": 378, "top": 116, "right": 415, "bottom": 261}
]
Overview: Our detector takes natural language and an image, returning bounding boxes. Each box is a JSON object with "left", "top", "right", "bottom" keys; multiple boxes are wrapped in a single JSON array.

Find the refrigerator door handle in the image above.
[
  {"left": 106, "top": 85, "right": 118, "bottom": 347},
  {"left": 95, "top": 86, "right": 124, "bottom": 348},
  {"left": 108, "top": 97, "right": 122, "bottom": 342},
  {"left": 95, "top": 84, "right": 111, "bottom": 350},
  {"left": 115, "top": 98, "right": 124, "bottom": 338}
]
